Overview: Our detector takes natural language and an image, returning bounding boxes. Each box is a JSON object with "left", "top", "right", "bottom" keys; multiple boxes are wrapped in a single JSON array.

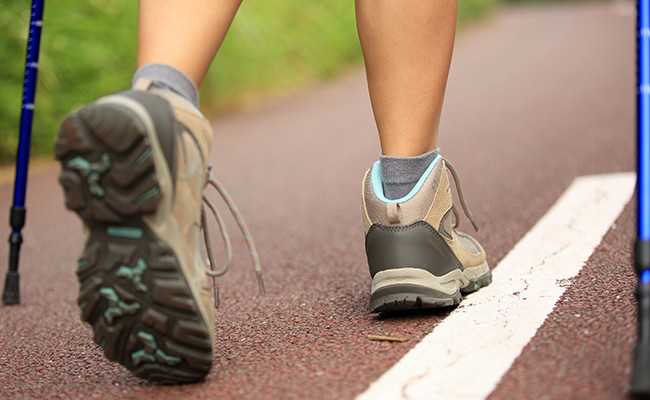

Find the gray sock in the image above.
[
  {"left": 380, "top": 148, "right": 440, "bottom": 200},
  {"left": 132, "top": 63, "right": 199, "bottom": 108}
]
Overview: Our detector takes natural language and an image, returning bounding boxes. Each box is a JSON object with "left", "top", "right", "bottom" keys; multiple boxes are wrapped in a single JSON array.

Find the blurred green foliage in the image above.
[
  {"left": 2, "top": 0, "right": 139, "bottom": 163},
  {"left": 204, "top": 0, "right": 361, "bottom": 111},
  {"left": 458, "top": 0, "right": 500, "bottom": 25},
  {"left": 2, "top": 0, "right": 498, "bottom": 163}
]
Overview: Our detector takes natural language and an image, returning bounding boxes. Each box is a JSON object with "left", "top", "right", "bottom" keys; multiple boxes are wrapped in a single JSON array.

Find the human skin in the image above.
[
  {"left": 136, "top": 0, "right": 457, "bottom": 156},
  {"left": 137, "top": 0, "right": 243, "bottom": 88},
  {"left": 355, "top": 0, "right": 458, "bottom": 157}
]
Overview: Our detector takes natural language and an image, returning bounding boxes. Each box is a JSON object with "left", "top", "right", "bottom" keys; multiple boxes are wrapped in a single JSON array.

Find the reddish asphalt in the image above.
[{"left": 0, "top": 2, "right": 637, "bottom": 399}]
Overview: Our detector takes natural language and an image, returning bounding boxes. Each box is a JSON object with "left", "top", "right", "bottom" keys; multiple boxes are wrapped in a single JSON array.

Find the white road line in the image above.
[{"left": 356, "top": 172, "right": 636, "bottom": 400}]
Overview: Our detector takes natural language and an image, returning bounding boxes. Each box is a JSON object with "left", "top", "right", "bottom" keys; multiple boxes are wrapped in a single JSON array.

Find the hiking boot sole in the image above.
[
  {"left": 369, "top": 264, "right": 492, "bottom": 313},
  {"left": 55, "top": 100, "right": 212, "bottom": 383}
]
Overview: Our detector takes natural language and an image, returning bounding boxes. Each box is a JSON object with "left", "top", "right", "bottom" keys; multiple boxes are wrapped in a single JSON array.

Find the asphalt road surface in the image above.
[{"left": 0, "top": 2, "right": 638, "bottom": 399}]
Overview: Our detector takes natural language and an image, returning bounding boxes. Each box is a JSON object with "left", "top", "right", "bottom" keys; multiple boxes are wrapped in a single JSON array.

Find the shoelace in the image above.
[
  {"left": 198, "top": 159, "right": 473, "bottom": 307},
  {"left": 201, "top": 165, "right": 265, "bottom": 308},
  {"left": 443, "top": 158, "right": 479, "bottom": 232}
]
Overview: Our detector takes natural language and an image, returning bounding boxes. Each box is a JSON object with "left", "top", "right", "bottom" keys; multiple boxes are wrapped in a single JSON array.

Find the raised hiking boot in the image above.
[
  {"left": 361, "top": 154, "right": 492, "bottom": 313},
  {"left": 55, "top": 79, "right": 216, "bottom": 383}
]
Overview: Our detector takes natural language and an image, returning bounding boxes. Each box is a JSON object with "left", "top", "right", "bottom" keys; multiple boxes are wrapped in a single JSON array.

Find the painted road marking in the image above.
[{"left": 356, "top": 172, "right": 636, "bottom": 400}]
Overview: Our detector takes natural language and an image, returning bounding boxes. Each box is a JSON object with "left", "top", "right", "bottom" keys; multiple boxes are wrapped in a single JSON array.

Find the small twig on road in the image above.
[{"left": 368, "top": 335, "right": 409, "bottom": 343}]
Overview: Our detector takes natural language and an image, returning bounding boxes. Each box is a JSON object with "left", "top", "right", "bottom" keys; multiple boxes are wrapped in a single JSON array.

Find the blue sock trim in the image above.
[{"left": 371, "top": 154, "right": 442, "bottom": 203}]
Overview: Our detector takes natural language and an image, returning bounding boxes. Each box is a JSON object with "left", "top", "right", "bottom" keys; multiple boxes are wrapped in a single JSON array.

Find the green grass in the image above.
[
  {"left": 1, "top": 0, "right": 139, "bottom": 163},
  {"left": 458, "top": 0, "right": 500, "bottom": 26},
  {"left": 1, "top": 0, "right": 498, "bottom": 164},
  {"left": 202, "top": 0, "right": 361, "bottom": 112}
]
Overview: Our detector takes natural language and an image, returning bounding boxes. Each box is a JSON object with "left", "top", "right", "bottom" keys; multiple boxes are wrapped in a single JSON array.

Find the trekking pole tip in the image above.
[{"left": 2, "top": 270, "right": 20, "bottom": 305}]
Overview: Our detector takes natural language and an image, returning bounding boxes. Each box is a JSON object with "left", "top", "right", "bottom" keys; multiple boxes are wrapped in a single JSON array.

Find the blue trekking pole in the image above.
[
  {"left": 633, "top": 0, "right": 650, "bottom": 394},
  {"left": 2, "top": 0, "right": 45, "bottom": 305}
]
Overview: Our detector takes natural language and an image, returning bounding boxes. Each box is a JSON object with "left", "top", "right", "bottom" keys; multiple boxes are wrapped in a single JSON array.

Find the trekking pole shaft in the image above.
[
  {"left": 632, "top": 0, "right": 650, "bottom": 394},
  {"left": 13, "top": 0, "right": 44, "bottom": 208},
  {"left": 637, "top": 0, "right": 650, "bottom": 244},
  {"left": 637, "top": 0, "right": 650, "bottom": 274},
  {"left": 2, "top": 0, "right": 45, "bottom": 305}
]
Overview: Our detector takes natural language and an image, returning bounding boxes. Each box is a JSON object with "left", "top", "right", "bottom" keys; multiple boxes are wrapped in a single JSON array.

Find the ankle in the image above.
[
  {"left": 132, "top": 63, "right": 199, "bottom": 108},
  {"left": 379, "top": 148, "right": 440, "bottom": 200}
]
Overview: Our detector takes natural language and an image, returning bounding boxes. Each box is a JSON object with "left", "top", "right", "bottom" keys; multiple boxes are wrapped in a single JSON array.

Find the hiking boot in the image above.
[
  {"left": 55, "top": 79, "right": 215, "bottom": 383},
  {"left": 361, "top": 154, "right": 492, "bottom": 313}
]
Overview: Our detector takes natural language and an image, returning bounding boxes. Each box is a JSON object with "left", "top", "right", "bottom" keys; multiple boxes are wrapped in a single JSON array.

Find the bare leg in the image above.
[
  {"left": 358, "top": 1, "right": 491, "bottom": 313},
  {"left": 355, "top": 0, "right": 458, "bottom": 157},
  {"left": 137, "top": 0, "right": 242, "bottom": 88}
]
